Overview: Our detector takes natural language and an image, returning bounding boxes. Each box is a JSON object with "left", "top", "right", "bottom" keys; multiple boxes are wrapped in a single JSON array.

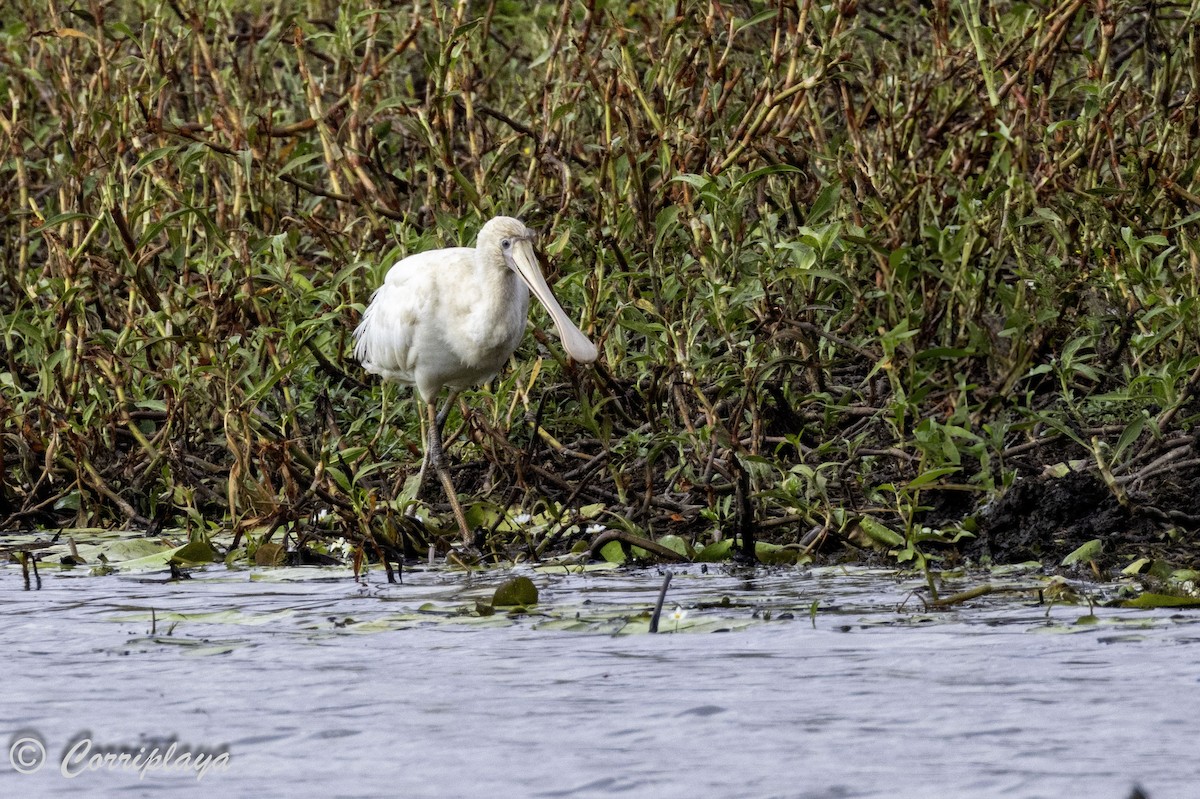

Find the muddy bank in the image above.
[{"left": 969, "top": 467, "right": 1200, "bottom": 571}]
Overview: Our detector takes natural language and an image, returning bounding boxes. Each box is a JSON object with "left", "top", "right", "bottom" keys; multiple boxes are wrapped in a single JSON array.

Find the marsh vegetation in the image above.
[{"left": 3, "top": 1, "right": 1200, "bottom": 576}]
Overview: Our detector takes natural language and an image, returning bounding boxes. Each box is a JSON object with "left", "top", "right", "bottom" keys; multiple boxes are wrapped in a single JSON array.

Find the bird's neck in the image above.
[
  {"left": 462, "top": 256, "right": 529, "bottom": 353},
  {"left": 472, "top": 254, "right": 522, "bottom": 309}
]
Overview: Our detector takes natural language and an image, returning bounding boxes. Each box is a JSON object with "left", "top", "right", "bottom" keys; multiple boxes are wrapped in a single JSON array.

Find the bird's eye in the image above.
[{"left": 501, "top": 239, "right": 511, "bottom": 250}]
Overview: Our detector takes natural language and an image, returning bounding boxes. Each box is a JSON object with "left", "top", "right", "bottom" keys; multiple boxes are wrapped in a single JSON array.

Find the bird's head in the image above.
[{"left": 479, "top": 216, "right": 598, "bottom": 364}]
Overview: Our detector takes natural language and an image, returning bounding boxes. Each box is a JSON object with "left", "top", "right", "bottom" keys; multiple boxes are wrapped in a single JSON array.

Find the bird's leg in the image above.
[
  {"left": 414, "top": 390, "right": 459, "bottom": 501},
  {"left": 436, "top": 390, "right": 459, "bottom": 430},
  {"left": 425, "top": 399, "right": 473, "bottom": 546}
]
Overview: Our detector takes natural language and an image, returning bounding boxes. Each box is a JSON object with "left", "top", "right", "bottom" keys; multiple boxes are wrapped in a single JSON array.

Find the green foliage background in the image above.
[{"left": 2, "top": 1, "right": 1199, "bottom": 561}]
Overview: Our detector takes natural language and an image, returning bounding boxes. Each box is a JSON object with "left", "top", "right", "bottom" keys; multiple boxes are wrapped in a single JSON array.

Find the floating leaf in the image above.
[
  {"left": 74, "top": 539, "right": 193, "bottom": 573},
  {"left": 254, "top": 542, "right": 287, "bottom": 566},
  {"left": 171, "top": 540, "right": 217, "bottom": 566},
  {"left": 1120, "top": 593, "right": 1200, "bottom": 609},
  {"left": 493, "top": 576, "right": 538, "bottom": 607}
]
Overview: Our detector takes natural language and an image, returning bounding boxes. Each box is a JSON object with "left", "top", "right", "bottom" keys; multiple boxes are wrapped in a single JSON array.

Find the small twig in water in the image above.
[
  {"left": 649, "top": 570, "right": 673, "bottom": 633},
  {"left": 20, "top": 552, "right": 42, "bottom": 591},
  {"left": 929, "top": 584, "right": 996, "bottom": 607}
]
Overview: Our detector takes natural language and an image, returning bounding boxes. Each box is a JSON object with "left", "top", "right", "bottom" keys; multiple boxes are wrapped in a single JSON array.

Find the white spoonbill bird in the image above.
[{"left": 353, "top": 216, "right": 598, "bottom": 545}]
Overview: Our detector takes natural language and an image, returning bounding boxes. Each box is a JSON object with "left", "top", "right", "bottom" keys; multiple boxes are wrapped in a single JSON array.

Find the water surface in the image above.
[{"left": 3, "top": 564, "right": 1193, "bottom": 798}]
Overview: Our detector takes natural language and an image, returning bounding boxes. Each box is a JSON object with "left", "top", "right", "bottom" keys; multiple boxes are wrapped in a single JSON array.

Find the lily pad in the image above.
[
  {"left": 493, "top": 576, "right": 538, "bottom": 607},
  {"left": 1120, "top": 593, "right": 1200, "bottom": 609},
  {"left": 112, "top": 608, "right": 296, "bottom": 628},
  {"left": 171, "top": 540, "right": 217, "bottom": 566},
  {"left": 533, "top": 561, "right": 620, "bottom": 574},
  {"left": 254, "top": 542, "right": 287, "bottom": 566},
  {"left": 87, "top": 542, "right": 185, "bottom": 573},
  {"left": 247, "top": 567, "right": 357, "bottom": 582}
]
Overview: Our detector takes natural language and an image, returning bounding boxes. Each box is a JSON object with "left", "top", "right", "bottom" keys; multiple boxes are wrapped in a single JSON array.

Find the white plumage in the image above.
[{"left": 353, "top": 216, "right": 597, "bottom": 545}]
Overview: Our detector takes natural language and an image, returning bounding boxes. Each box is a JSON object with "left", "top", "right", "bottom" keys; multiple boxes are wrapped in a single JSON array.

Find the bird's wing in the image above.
[
  {"left": 353, "top": 282, "right": 418, "bottom": 382},
  {"left": 352, "top": 248, "right": 473, "bottom": 383}
]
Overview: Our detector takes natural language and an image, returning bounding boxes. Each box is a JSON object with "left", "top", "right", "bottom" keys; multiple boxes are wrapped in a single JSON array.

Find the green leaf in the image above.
[
  {"left": 907, "top": 466, "right": 961, "bottom": 490},
  {"left": 133, "top": 146, "right": 181, "bottom": 173},
  {"left": 857, "top": 517, "right": 905, "bottom": 548},
  {"left": 807, "top": 181, "right": 841, "bottom": 223},
  {"left": 734, "top": 8, "right": 777, "bottom": 32},
  {"left": 740, "top": 163, "right": 803, "bottom": 185},
  {"left": 493, "top": 576, "right": 539, "bottom": 607},
  {"left": 88, "top": 542, "right": 186, "bottom": 573},
  {"left": 915, "top": 347, "right": 973, "bottom": 361},
  {"left": 1121, "top": 557, "right": 1151, "bottom": 575},
  {"left": 672, "top": 173, "right": 715, "bottom": 191},
  {"left": 1120, "top": 593, "right": 1200, "bottom": 609},
  {"left": 1061, "top": 539, "right": 1103, "bottom": 566},
  {"left": 695, "top": 539, "right": 734, "bottom": 562},
  {"left": 754, "top": 542, "right": 797, "bottom": 565},
  {"left": 34, "top": 212, "right": 97, "bottom": 230},
  {"left": 254, "top": 542, "right": 287, "bottom": 566},
  {"left": 1114, "top": 415, "right": 1146, "bottom": 457},
  {"left": 598, "top": 540, "right": 626, "bottom": 563},
  {"left": 656, "top": 534, "right": 691, "bottom": 558},
  {"left": 54, "top": 491, "right": 82, "bottom": 511},
  {"left": 171, "top": 540, "right": 217, "bottom": 566}
]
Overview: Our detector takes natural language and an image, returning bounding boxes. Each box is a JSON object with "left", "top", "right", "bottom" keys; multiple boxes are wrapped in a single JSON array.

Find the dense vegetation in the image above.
[{"left": 3, "top": 1, "right": 1199, "bottom": 572}]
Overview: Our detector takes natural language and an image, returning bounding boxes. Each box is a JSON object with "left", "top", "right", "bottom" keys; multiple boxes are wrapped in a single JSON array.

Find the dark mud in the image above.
[{"left": 970, "top": 468, "right": 1200, "bottom": 570}]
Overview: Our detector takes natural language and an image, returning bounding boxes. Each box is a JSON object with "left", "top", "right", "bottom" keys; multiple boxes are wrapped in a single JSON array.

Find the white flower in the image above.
[
  {"left": 586, "top": 523, "right": 606, "bottom": 535},
  {"left": 669, "top": 606, "right": 687, "bottom": 632},
  {"left": 513, "top": 513, "right": 532, "bottom": 525}
]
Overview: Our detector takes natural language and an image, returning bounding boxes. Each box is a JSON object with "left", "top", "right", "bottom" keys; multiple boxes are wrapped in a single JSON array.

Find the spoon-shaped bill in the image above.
[{"left": 508, "top": 242, "right": 598, "bottom": 364}]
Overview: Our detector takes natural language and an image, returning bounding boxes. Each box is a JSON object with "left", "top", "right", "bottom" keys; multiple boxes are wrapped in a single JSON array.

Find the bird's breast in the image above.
[{"left": 453, "top": 281, "right": 529, "bottom": 368}]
